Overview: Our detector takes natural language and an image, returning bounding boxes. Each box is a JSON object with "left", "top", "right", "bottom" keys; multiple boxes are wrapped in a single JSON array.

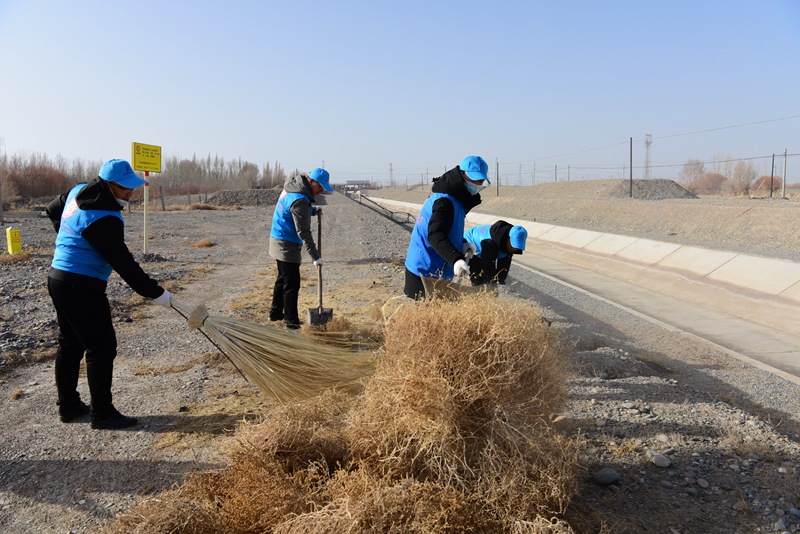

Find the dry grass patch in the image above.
[
  {"left": 0, "top": 346, "right": 56, "bottom": 372},
  {"left": 151, "top": 384, "right": 267, "bottom": 453},
  {"left": 166, "top": 203, "right": 240, "bottom": 211},
  {"left": 105, "top": 293, "right": 581, "bottom": 532},
  {"left": 0, "top": 251, "right": 31, "bottom": 263},
  {"left": 190, "top": 238, "right": 216, "bottom": 248},
  {"left": 131, "top": 352, "right": 228, "bottom": 377}
]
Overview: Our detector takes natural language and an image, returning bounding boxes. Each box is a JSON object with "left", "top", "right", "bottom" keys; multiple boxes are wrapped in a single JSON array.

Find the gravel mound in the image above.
[
  {"left": 520, "top": 178, "right": 697, "bottom": 200},
  {"left": 205, "top": 188, "right": 282, "bottom": 206}
]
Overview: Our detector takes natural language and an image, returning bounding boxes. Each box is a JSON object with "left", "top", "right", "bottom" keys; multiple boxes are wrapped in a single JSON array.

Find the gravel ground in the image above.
[{"left": 1, "top": 182, "right": 799, "bottom": 533}]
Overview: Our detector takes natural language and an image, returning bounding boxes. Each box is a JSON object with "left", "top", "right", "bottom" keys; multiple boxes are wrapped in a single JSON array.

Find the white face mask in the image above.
[
  {"left": 116, "top": 198, "right": 129, "bottom": 208},
  {"left": 464, "top": 180, "right": 487, "bottom": 196}
]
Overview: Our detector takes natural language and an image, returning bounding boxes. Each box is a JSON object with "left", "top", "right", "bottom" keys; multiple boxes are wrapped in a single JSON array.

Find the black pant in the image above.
[
  {"left": 270, "top": 260, "right": 301, "bottom": 324},
  {"left": 47, "top": 277, "right": 117, "bottom": 416},
  {"left": 403, "top": 268, "right": 425, "bottom": 300}
]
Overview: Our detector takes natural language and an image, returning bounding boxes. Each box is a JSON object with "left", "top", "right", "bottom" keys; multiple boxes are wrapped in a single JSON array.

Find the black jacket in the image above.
[
  {"left": 46, "top": 178, "right": 164, "bottom": 298},
  {"left": 427, "top": 166, "right": 482, "bottom": 267},
  {"left": 469, "top": 220, "right": 514, "bottom": 285}
]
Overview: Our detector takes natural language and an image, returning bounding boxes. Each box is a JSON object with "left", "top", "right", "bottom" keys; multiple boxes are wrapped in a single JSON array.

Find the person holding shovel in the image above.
[
  {"left": 46, "top": 159, "right": 174, "bottom": 430},
  {"left": 404, "top": 155, "right": 489, "bottom": 299},
  {"left": 268, "top": 168, "right": 333, "bottom": 329},
  {"left": 463, "top": 221, "right": 527, "bottom": 287}
]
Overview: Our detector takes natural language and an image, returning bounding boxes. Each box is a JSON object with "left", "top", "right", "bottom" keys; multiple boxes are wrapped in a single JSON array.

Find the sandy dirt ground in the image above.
[{"left": 1, "top": 183, "right": 799, "bottom": 533}]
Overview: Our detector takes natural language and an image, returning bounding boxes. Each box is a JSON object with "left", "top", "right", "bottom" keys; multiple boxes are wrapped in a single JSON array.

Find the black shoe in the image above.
[
  {"left": 269, "top": 315, "right": 284, "bottom": 322},
  {"left": 91, "top": 408, "right": 138, "bottom": 430},
  {"left": 285, "top": 321, "right": 303, "bottom": 330},
  {"left": 59, "top": 401, "right": 90, "bottom": 423}
]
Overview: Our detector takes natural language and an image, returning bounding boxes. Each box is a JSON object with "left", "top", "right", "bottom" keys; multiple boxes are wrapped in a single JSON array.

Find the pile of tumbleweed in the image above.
[{"left": 104, "top": 293, "right": 580, "bottom": 533}]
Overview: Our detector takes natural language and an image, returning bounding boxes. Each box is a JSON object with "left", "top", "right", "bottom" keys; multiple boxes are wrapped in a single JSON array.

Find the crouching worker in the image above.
[
  {"left": 403, "top": 155, "right": 488, "bottom": 299},
  {"left": 46, "top": 159, "right": 174, "bottom": 430},
  {"left": 463, "top": 221, "right": 527, "bottom": 286}
]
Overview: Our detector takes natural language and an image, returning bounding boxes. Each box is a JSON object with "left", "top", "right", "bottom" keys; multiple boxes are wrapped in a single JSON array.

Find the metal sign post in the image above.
[
  {"left": 143, "top": 176, "right": 149, "bottom": 253},
  {"left": 131, "top": 142, "right": 161, "bottom": 255}
]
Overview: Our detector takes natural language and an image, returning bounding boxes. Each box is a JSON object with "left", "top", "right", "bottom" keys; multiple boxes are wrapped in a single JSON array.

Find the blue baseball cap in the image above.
[
  {"left": 460, "top": 155, "right": 490, "bottom": 184},
  {"left": 509, "top": 226, "right": 527, "bottom": 252},
  {"left": 309, "top": 168, "right": 333, "bottom": 191},
  {"left": 98, "top": 159, "right": 147, "bottom": 189}
]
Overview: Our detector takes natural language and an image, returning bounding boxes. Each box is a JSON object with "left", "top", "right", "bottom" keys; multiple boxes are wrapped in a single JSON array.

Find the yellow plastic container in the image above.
[{"left": 6, "top": 227, "right": 21, "bottom": 254}]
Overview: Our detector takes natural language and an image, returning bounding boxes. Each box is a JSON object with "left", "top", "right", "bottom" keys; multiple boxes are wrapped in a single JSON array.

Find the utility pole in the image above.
[
  {"left": 770, "top": 153, "right": 775, "bottom": 198},
  {"left": 554, "top": 164, "right": 558, "bottom": 183},
  {"left": 495, "top": 158, "right": 499, "bottom": 197},
  {"left": 783, "top": 148, "right": 788, "bottom": 199},
  {"left": 389, "top": 163, "right": 393, "bottom": 189},
  {"left": 532, "top": 162, "right": 536, "bottom": 185},
  {"left": 629, "top": 137, "right": 633, "bottom": 198}
]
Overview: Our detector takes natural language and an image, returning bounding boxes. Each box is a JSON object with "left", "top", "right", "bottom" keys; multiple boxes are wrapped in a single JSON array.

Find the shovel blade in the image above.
[{"left": 308, "top": 307, "right": 333, "bottom": 326}]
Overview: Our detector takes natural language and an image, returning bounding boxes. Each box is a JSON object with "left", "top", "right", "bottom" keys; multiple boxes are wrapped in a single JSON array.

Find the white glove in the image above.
[
  {"left": 462, "top": 242, "right": 477, "bottom": 261},
  {"left": 152, "top": 289, "right": 173, "bottom": 308},
  {"left": 313, "top": 258, "right": 324, "bottom": 267},
  {"left": 454, "top": 259, "right": 470, "bottom": 278}
]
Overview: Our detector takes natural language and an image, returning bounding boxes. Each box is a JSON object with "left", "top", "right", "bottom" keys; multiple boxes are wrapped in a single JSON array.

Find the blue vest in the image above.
[
  {"left": 270, "top": 191, "right": 312, "bottom": 245},
  {"left": 51, "top": 184, "right": 123, "bottom": 280},
  {"left": 464, "top": 224, "right": 508, "bottom": 260},
  {"left": 405, "top": 192, "right": 466, "bottom": 280}
]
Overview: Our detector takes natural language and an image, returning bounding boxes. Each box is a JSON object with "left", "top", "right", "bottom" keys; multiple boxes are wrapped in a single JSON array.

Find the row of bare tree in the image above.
[
  {"left": 0, "top": 149, "right": 789, "bottom": 207},
  {"left": 677, "top": 157, "right": 783, "bottom": 195},
  {"left": 0, "top": 152, "right": 289, "bottom": 206}
]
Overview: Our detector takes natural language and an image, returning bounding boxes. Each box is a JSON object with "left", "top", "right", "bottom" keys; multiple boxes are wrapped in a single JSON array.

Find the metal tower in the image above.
[{"left": 643, "top": 133, "right": 653, "bottom": 179}]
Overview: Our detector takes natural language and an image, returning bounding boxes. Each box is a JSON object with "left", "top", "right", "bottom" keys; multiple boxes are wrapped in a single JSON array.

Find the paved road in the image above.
[{"left": 513, "top": 251, "right": 800, "bottom": 384}]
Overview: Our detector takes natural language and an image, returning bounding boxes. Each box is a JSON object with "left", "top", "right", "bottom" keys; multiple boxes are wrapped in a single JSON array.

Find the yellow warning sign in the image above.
[{"left": 131, "top": 142, "right": 162, "bottom": 173}]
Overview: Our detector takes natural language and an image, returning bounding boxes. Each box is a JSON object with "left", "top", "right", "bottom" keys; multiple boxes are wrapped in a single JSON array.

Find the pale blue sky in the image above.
[{"left": 1, "top": 0, "right": 798, "bottom": 184}]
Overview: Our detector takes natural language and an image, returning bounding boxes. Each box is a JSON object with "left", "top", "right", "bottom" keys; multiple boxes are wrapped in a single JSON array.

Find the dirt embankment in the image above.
[{"left": 366, "top": 179, "right": 800, "bottom": 262}]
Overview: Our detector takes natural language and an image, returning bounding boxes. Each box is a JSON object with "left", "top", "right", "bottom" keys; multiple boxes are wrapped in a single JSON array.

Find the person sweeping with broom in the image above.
[
  {"left": 269, "top": 168, "right": 333, "bottom": 329},
  {"left": 403, "top": 155, "right": 489, "bottom": 299},
  {"left": 46, "top": 159, "right": 174, "bottom": 430}
]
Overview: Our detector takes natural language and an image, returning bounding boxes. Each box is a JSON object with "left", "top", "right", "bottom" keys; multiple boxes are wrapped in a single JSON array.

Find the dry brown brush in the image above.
[
  {"left": 345, "top": 294, "right": 578, "bottom": 527},
  {"left": 105, "top": 294, "right": 579, "bottom": 533}
]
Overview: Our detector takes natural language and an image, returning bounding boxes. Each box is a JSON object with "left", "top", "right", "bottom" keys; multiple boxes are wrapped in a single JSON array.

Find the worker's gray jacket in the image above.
[{"left": 268, "top": 174, "right": 321, "bottom": 264}]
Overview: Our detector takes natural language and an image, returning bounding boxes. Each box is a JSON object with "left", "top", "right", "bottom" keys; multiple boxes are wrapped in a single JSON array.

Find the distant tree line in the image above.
[
  {"left": 0, "top": 151, "right": 288, "bottom": 207},
  {"left": 677, "top": 155, "right": 783, "bottom": 196}
]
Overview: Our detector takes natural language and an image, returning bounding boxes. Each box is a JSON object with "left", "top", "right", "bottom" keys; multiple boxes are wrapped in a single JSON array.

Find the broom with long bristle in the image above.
[{"left": 170, "top": 299, "right": 374, "bottom": 403}]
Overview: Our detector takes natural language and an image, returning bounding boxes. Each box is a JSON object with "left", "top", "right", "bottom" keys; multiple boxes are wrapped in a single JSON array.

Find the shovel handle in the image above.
[
  {"left": 317, "top": 210, "right": 323, "bottom": 310},
  {"left": 316, "top": 209, "right": 322, "bottom": 255},
  {"left": 317, "top": 263, "right": 324, "bottom": 310}
]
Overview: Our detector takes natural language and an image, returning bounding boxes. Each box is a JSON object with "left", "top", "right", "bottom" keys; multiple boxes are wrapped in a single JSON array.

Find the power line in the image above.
[
  {"left": 500, "top": 114, "right": 800, "bottom": 169},
  {"left": 654, "top": 114, "right": 800, "bottom": 141}
]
